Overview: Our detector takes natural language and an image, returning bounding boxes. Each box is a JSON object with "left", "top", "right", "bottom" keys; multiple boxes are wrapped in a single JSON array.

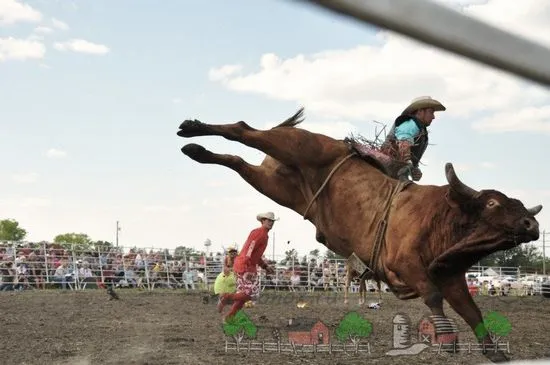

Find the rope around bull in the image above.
[
  {"left": 301, "top": 151, "right": 411, "bottom": 299},
  {"left": 302, "top": 152, "right": 358, "bottom": 220}
]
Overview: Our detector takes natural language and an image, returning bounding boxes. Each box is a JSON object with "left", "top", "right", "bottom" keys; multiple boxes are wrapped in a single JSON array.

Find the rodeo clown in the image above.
[
  {"left": 217, "top": 211, "right": 277, "bottom": 322},
  {"left": 213, "top": 245, "right": 238, "bottom": 298}
]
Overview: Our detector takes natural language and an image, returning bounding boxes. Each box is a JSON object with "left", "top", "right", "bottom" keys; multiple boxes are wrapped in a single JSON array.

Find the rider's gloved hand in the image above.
[{"left": 411, "top": 166, "right": 422, "bottom": 181}]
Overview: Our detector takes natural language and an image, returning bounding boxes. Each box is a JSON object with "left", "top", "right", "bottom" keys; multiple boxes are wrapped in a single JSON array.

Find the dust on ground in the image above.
[{"left": 1, "top": 289, "right": 549, "bottom": 364}]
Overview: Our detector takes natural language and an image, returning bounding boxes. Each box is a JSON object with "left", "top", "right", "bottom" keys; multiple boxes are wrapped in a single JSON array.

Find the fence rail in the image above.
[
  {"left": 0, "top": 241, "right": 549, "bottom": 296},
  {"left": 224, "top": 340, "right": 371, "bottom": 354},
  {"left": 432, "top": 341, "right": 510, "bottom": 354}
]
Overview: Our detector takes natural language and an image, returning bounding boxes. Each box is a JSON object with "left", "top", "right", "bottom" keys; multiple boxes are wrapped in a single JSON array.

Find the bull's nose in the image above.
[{"left": 521, "top": 217, "right": 539, "bottom": 235}]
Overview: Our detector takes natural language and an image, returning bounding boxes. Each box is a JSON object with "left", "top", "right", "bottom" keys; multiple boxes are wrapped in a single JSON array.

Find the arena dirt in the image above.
[{"left": 0, "top": 289, "right": 549, "bottom": 364}]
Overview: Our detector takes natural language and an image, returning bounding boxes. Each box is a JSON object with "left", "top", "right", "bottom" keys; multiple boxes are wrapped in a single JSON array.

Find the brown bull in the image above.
[{"left": 176, "top": 108, "right": 542, "bottom": 358}]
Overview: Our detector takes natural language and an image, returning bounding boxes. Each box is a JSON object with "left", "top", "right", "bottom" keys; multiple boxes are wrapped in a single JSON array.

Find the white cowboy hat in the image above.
[
  {"left": 256, "top": 211, "right": 279, "bottom": 221},
  {"left": 401, "top": 96, "right": 446, "bottom": 115}
]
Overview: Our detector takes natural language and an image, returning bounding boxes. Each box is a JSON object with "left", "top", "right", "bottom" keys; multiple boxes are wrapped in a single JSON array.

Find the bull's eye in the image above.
[{"left": 486, "top": 199, "right": 500, "bottom": 208}]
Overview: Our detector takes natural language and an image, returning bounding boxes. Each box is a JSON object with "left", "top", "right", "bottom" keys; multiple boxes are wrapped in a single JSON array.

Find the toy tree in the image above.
[
  {"left": 335, "top": 311, "right": 373, "bottom": 346},
  {"left": 223, "top": 310, "right": 257, "bottom": 345},
  {"left": 475, "top": 311, "right": 512, "bottom": 345}
]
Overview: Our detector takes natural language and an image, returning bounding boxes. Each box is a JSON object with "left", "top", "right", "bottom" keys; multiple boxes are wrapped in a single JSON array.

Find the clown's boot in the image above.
[{"left": 224, "top": 292, "right": 251, "bottom": 321}]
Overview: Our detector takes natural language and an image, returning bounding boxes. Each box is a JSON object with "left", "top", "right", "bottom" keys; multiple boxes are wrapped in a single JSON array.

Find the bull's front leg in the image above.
[
  {"left": 439, "top": 275, "right": 485, "bottom": 339},
  {"left": 387, "top": 259, "right": 445, "bottom": 316},
  {"left": 438, "top": 275, "right": 508, "bottom": 362}
]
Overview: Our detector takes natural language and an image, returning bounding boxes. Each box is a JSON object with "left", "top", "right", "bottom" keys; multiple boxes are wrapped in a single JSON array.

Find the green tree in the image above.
[
  {"left": 324, "top": 249, "right": 345, "bottom": 260},
  {"left": 174, "top": 246, "right": 198, "bottom": 259},
  {"left": 335, "top": 311, "right": 373, "bottom": 346},
  {"left": 223, "top": 310, "right": 257, "bottom": 346},
  {"left": 0, "top": 219, "right": 27, "bottom": 241},
  {"left": 54, "top": 233, "right": 92, "bottom": 251},
  {"left": 309, "top": 249, "right": 320, "bottom": 258},
  {"left": 475, "top": 311, "right": 512, "bottom": 345},
  {"left": 479, "top": 244, "right": 542, "bottom": 268},
  {"left": 93, "top": 240, "right": 114, "bottom": 252},
  {"left": 280, "top": 249, "right": 298, "bottom": 266}
]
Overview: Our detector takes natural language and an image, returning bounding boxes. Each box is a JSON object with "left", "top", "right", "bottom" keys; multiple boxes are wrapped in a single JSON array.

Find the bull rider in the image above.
[{"left": 380, "top": 96, "right": 446, "bottom": 181}]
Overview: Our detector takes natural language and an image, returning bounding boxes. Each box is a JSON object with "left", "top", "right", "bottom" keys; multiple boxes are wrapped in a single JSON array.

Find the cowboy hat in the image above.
[
  {"left": 227, "top": 244, "right": 238, "bottom": 252},
  {"left": 401, "top": 96, "right": 446, "bottom": 115},
  {"left": 256, "top": 211, "right": 279, "bottom": 221}
]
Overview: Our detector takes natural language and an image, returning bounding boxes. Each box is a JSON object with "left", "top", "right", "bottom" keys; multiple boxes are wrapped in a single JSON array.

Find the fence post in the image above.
[
  {"left": 71, "top": 243, "right": 78, "bottom": 289},
  {"left": 43, "top": 242, "right": 50, "bottom": 284},
  {"left": 144, "top": 255, "right": 152, "bottom": 291},
  {"left": 164, "top": 249, "right": 170, "bottom": 287},
  {"left": 307, "top": 257, "right": 311, "bottom": 292},
  {"left": 96, "top": 245, "right": 104, "bottom": 287},
  {"left": 203, "top": 254, "right": 208, "bottom": 290}
]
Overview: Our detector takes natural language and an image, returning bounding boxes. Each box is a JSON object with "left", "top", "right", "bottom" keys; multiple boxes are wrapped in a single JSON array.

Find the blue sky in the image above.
[{"left": 1, "top": 0, "right": 549, "bottom": 258}]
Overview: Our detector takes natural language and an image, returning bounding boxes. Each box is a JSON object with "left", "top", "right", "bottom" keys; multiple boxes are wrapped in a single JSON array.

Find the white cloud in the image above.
[
  {"left": 473, "top": 105, "right": 550, "bottom": 133},
  {"left": 206, "top": 181, "right": 226, "bottom": 188},
  {"left": 208, "top": 0, "right": 550, "bottom": 133},
  {"left": 54, "top": 39, "right": 109, "bottom": 55},
  {"left": 34, "top": 26, "right": 52, "bottom": 34},
  {"left": 208, "top": 64, "right": 242, "bottom": 82},
  {"left": 51, "top": 17, "right": 68, "bottom": 30},
  {"left": 12, "top": 172, "right": 38, "bottom": 184},
  {"left": 0, "top": 36, "right": 45, "bottom": 61},
  {"left": 0, "top": 0, "right": 42, "bottom": 26},
  {"left": 19, "top": 197, "right": 51, "bottom": 208},
  {"left": 46, "top": 148, "right": 67, "bottom": 158},
  {"left": 172, "top": 97, "right": 182, "bottom": 104},
  {"left": 142, "top": 204, "right": 191, "bottom": 213},
  {"left": 480, "top": 161, "right": 496, "bottom": 169}
]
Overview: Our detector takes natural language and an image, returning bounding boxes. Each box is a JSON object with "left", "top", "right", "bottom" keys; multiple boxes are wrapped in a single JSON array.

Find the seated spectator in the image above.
[
  {"left": 0, "top": 262, "right": 16, "bottom": 291},
  {"left": 53, "top": 261, "right": 70, "bottom": 289}
]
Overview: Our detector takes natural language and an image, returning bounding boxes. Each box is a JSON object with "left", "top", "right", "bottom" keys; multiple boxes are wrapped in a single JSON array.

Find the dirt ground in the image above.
[{"left": 0, "top": 289, "right": 549, "bottom": 365}]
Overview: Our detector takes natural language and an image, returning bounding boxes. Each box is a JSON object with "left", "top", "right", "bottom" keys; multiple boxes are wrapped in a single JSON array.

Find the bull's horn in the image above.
[
  {"left": 527, "top": 204, "right": 543, "bottom": 216},
  {"left": 445, "top": 163, "right": 480, "bottom": 199}
]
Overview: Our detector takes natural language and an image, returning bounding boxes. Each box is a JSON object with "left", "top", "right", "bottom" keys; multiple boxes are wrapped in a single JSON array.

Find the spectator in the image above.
[
  {"left": 0, "top": 262, "right": 16, "bottom": 291},
  {"left": 53, "top": 261, "right": 70, "bottom": 289}
]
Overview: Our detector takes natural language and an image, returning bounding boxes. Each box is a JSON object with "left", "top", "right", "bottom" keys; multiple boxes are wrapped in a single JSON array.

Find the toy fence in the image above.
[
  {"left": 224, "top": 340, "right": 371, "bottom": 355},
  {"left": 431, "top": 342, "right": 510, "bottom": 354}
]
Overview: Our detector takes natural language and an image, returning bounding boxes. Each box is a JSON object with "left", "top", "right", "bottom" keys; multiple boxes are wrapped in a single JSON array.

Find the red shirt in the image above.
[{"left": 233, "top": 227, "right": 269, "bottom": 274}]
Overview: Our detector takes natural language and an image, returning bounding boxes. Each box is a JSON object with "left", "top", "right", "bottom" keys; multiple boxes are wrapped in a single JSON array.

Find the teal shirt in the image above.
[{"left": 394, "top": 119, "right": 420, "bottom": 143}]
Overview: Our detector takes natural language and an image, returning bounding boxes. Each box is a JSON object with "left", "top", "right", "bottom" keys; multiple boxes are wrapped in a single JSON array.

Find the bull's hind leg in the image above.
[
  {"left": 177, "top": 113, "right": 347, "bottom": 168},
  {"left": 181, "top": 144, "right": 305, "bottom": 210}
]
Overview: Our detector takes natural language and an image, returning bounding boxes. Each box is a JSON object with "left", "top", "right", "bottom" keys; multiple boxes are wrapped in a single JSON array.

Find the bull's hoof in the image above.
[
  {"left": 484, "top": 350, "right": 509, "bottom": 363},
  {"left": 177, "top": 119, "right": 205, "bottom": 137},
  {"left": 181, "top": 143, "right": 213, "bottom": 163}
]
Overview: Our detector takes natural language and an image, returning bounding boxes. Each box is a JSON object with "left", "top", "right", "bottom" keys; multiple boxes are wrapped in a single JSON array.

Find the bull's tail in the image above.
[{"left": 273, "top": 107, "right": 305, "bottom": 128}]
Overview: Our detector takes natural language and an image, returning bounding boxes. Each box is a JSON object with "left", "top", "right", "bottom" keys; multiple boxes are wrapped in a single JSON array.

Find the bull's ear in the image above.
[{"left": 445, "top": 189, "right": 461, "bottom": 208}]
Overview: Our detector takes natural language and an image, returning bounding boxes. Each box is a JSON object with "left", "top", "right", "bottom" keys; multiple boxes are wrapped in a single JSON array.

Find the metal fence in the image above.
[{"left": 0, "top": 241, "right": 549, "bottom": 296}]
